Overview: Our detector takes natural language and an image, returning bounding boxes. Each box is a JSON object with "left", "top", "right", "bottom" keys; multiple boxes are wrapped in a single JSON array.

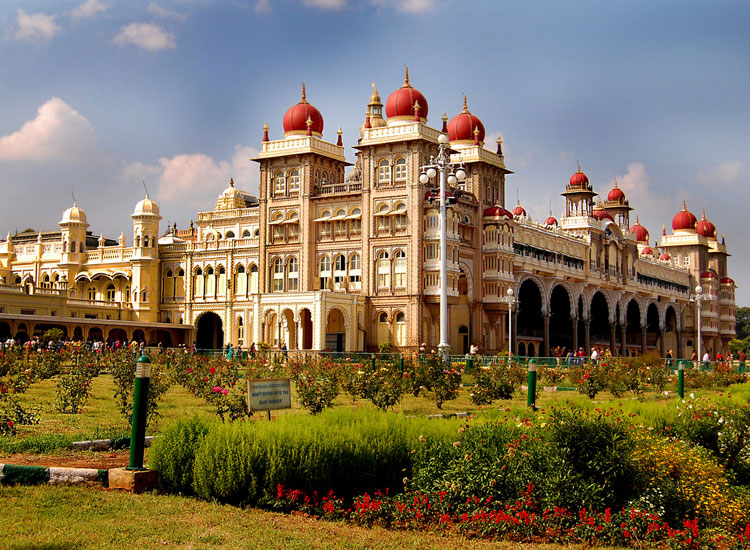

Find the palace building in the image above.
[{"left": 0, "top": 70, "right": 737, "bottom": 357}]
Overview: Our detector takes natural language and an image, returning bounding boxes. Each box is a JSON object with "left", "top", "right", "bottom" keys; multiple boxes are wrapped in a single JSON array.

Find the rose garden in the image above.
[{"left": 3, "top": 343, "right": 750, "bottom": 549}]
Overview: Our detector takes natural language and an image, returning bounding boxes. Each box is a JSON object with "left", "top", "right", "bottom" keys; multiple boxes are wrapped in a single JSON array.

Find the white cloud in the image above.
[
  {"left": 0, "top": 98, "right": 96, "bottom": 162},
  {"left": 14, "top": 9, "right": 61, "bottom": 42},
  {"left": 122, "top": 145, "right": 260, "bottom": 213},
  {"left": 372, "top": 0, "right": 438, "bottom": 13},
  {"left": 72, "top": 0, "right": 109, "bottom": 18},
  {"left": 255, "top": 0, "right": 272, "bottom": 13},
  {"left": 697, "top": 161, "right": 744, "bottom": 185},
  {"left": 113, "top": 22, "right": 176, "bottom": 52},
  {"left": 302, "top": 0, "right": 347, "bottom": 8},
  {"left": 147, "top": 3, "right": 188, "bottom": 21}
]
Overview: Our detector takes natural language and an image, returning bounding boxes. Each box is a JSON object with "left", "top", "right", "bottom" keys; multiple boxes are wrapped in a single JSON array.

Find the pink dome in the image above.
[
  {"left": 629, "top": 217, "right": 649, "bottom": 243},
  {"left": 483, "top": 205, "right": 513, "bottom": 218},
  {"left": 672, "top": 201, "right": 698, "bottom": 232},
  {"left": 283, "top": 84, "right": 324, "bottom": 136},
  {"left": 385, "top": 68, "right": 428, "bottom": 121},
  {"left": 447, "top": 95, "right": 485, "bottom": 144}
]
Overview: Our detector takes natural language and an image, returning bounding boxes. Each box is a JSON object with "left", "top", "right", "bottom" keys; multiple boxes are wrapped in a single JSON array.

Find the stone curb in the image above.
[
  {"left": 71, "top": 435, "right": 154, "bottom": 451},
  {"left": 0, "top": 463, "right": 108, "bottom": 486}
]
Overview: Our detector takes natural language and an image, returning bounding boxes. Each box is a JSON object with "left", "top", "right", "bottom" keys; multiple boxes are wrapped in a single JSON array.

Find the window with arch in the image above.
[
  {"left": 377, "top": 159, "right": 391, "bottom": 184},
  {"left": 376, "top": 204, "right": 391, "bottom": 231},
  {"left": 206, "top": 266, "right": 216, "bottom": 297},
  {"left": 287, "top": 257, "right": 299, "bottom": 291},
  {"left": 394, "top": 157, "right": 407, "bottom": 181},
  {"left": 141, "top": 289, "right": 148, "bottom": 303},
  {"left": 272, "top": 258, "right": 284, "bottom": 292},
  {"left": 125, "top": 285, "right": 131, "bottom": 302},
  {"left": 253, "top": 228, "right": 260, "bottom": 237},
  {"left": 393, "top": 202, "right": 407, "bottom": 229},
  {"left": 394, "top": 250, "right": 407, "bottom": 288},
  {"left": 287, "top": 212, "right": 299, "bottom": 238},
  {"left": 163, "top": 269, "right": 175, "bottom": 299},
  {"left": 235, "top": 265, "right": 247, "bottom": 296},
  {"left": 272, "top": 214, "right": 285, "bottom": 240},
  {"left": 333, "top": 254, "right": 346, "bottom": 290},
  {"left": 377, "top": 312, "right": 390, "bottom": 346},
  {"left": 319, "top": 256, "right": 331, "bottom": 290},
  {"left": 225, "top": 230, "right": 235, "bottom": 239},
  {"left": 274, "top": 171, "right": 285, "bottom": 194},
  {"left": 106, "top": 284, "right": 116, "bottom": 302},
  {"left": 14, "top": 275, "right": 21, "bottom": 285},
  {"left": 42, "top": 274, "right": 51, "bottom": 288},
  {"left": 394, "top": 311, "right": 406, "bottom": 346},
  {"left": 217, "top": 266, "right": 227, "bottom": 296},
  {"left": 237, "top": 315, "right": 244, "bottom": 343},
  {"left": 249, "top": 264, "right": 259, "bottom": 293},
  {"left": 322, "top": 171, "right": 329, "bottom": 185},
  {"left": 350, "top": 208, "right": 362, "bottom": 233},
  {"left": 349, "top": 253, "right": 361, "bottom": 290},
  {"left": 319, "top": 209, "right": 332, "bottom": 237},
  {"left": 334, "top": 209, "right": 346, "bottom": 236},
  {"left": 176, "top": 268, "right": 185, "bottom": 298},
  {"left": 194, "top": 268, "right": 204, "bottom": 298},
  {"left": 289, "top": 169, "right": 300, "bottom": 193},
  {"left": 426, "top": 212, "right": 439, "bottom": 230},
  {"left": 242, "top": 229, "right": 251, "bottom": 237},
  {"left": 377, "top": 251, "right": 390, "bottom": 289},
  {"left": 87, "top": 286, "right": 96, "bottom": 301}
]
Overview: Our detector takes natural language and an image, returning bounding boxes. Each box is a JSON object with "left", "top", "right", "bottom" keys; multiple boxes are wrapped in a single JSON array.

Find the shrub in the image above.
[
  {"left": 470, "top": 363, "right": 518, "bottom": 405},
  {"left": 107, "top": 350, "right": 171, "bottom": 426},
  {"left": 0, "top": 395, "right": 40, "bottom": 435},
  {"left": 287, "top": 356, "right": 339, "bottom": 414},
  {"left": 148, "top": 415, "right": 211, "bottom": 494},
  {"left": 54, "top": 361, "right": 98, "bottom": 414},
  {"left": 406, "top": 352, "right": 461, "bottom": 409}
]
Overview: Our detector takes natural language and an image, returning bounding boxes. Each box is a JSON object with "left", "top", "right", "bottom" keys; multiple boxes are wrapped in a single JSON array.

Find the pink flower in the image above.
[
  {"left": 187, "top": 368, "right": 193, "bottom": 373},
  {"left": 222, "top": 389, "right": 228, "bottom": 395},
  {"left": 212, "top": 386, "right": 222, "bottom": 393},
  {"left": 210, "top": 367, "right": 216, "bottom": 374}
]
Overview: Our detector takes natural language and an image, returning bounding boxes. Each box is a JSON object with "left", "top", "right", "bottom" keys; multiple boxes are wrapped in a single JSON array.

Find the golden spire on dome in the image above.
[
  {"left": 300, "top": 82, "right": 308, "bottom": 103},
  {"left": 229, "top": 177, "right": 234, "bottom": 188},
  {"left": 462, "top": 93, "right": 468, "bottom": 113},
  {"left": 263, "top": 121, "right": 269, "bottom": 131},
  {"left": 613, "top": 179, "right": 619, "bottom": 188},
  {"left": 403, "top": 66, "right": 411, "bottom": 87},
  {"left": 576, "top": 162, "right": 582, "bottom": 173},
  {"left": 701, "top": 209, "right": 707, "bottom": 220},
  {"left": 442, "top": 112, "right": 448, "bottom": 122},
  {"left": 369, "top": 83, "right": 381, "bottom": 104},
  {"left": 636, "top": 215, "right": 640, "bottom": 224},
  {"left": 682, "top": 200, "right": 687, "bottom": 211}
]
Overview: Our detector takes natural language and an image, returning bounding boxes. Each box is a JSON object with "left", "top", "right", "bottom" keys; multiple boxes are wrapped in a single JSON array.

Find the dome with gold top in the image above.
[
  {"left": 133, "top": 195, "right": 160, "bottom": 216},
  {"left": 385, "top": 67, "right": 428, "bottom": 122},
  {"left": 283, "top": 84, "right": 324, "bottom": 137},
  {"left": 60, "top": 202, "right": 87, "bottom": 225},
  {"left": 447, "top": 95, "right": 485, "bottom": 144},
  {"left": 215, "top": 178, "right": 247, "bottom": 210}
]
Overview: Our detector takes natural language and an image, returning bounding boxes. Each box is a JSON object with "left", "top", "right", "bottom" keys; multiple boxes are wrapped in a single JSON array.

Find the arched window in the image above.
[
  {"left": 249, "top": 264, "right": 259, "bottom": 293},
  {"left": 235, "top": 265, "right": 247, "bottom": 297},
  {"left": 377, "top": 251, "right": 390, "bottom": 289},
  {"left": 377, "top": 312, "right": 390, "bottom": 346},
  {"left": 289, "top": 169, "right": 300, "bottom": 193},
  {"left": 394, "top": 311, "right": 406, "bottom": 346},
  {"left": 106, "top": 284, "right": 116, "bottom": 301},
  {"left": 273, "top": 258, "right": 284, "bottom": 292},
  {"left": 225, "top": 231, "right": 235, "bottom": 239},
  {"left": 394, "top": 250, "right": 407, "bottom": 288},
  {"left": 319, "top": 256, "right": 331, "bottom": 290},
  {"left": 274, "top": 171, "right": 285, "bottom": 194},
  {"left": 376, "top": 203, "right": 391, "bottom": 231},
  {"left": 334, "top": 209, "right": 346, "bottom": 235},
  {"left": 287, "top": 212, "right": 299, "bottom": 238},
  {"left": 217, "top": 266, "right": 227, "bottom": 296},
  {"left": 349, "top": 253, "right": 361, "bottom": 291},
  {"left": 242, "top": 229, "right": 251, "bottom": 237},
  {"left": 378, "top": 159, "right": 391, "bottom": 184},
  {"left": 194, "top": 267, "right": 204, "bottom": 298},
  {"left": 141, "top": 289, "right": 148, "bottom": 303},
  {"left": 393, "top": 202, "right": 407, "bottom": 229},
  {"left": 87, "top": 286, "right": 96, "bottom": 301},
  {"left": 237, "top": 315, "right": 244, "bottom": 343},
  {"left": 394, "top": 157, "right": 407, "bottom": 181},
  {"left": 322, "top": 171, "right": 329, "bottom": 185},
  {"left": 206, "top": 266, "right": 216, "bottom": 297},
  {"left": 333, "top": 254, "right": 346, "bottom": 290},
  {"left": 287, "top": 257, "right": 299, "bottom": 291},
  {"left": 125, "top": 285, "right": 131, "bottom": 302}
]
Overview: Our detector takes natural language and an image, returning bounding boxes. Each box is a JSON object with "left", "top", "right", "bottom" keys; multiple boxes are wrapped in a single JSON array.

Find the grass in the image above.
[{"left": 0, "top": 484, "right": 611, "bottom": 550}]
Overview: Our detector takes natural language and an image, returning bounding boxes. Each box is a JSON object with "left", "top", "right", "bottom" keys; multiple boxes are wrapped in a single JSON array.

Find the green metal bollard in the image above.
[
  {"left": 399, "top": 355, "right": 404, "bottom": 372},
  {"left": 371, "top": 353, "right": 376, "bottom": 371},
  {"left": 527, "top": 359, "right": 537, "bottom": 410},
  {"left": 127, "top": 354, "right": 152, "bottom": 471},
  {"left": 678, "top": 361, "right": 684, "bottom": 399},
  {"left": 466, "top": 354, "right": 473, "bottom": 374}
]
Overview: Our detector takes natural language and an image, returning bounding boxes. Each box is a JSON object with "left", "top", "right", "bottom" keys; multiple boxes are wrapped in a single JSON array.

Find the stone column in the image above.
[
  {"left": 543, "top": 313, "right": 550, "bottom": 357},
  {"left": 620, "top": 324, "right": 627, "bottom": 357},
  {"left": 610, "top": 322, "right": 616, "bottom": 355},
  {"left": 571, "top": 315, "right": 578, "bottom": 352},
  {"left": 660, "top": 329, "right": 666, "bottom": 358},
  {"left": 583, "top": 319, "right": 590, "bottom": 354},
  {"left": 641, "top": 325, "right": 647, "bottom": 354}
]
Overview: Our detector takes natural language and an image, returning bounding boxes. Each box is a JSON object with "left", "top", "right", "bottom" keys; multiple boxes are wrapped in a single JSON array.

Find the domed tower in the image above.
[
  {"left": 696, "top": 210, "right": 717, "bottom": 240},
  {"left": 671, "top": 201, "right": 698, "bottom": 233},
  {"left": 130, "top": 193, "right": 161, "bottom": 322},
  {"left": 283, "top": 83, "right": 324, "bottom": 138},
  {"left": 629, "top": 216, "right": 650, "bottom": 243},
  {"left": 215, "top": 178, "right": 246, "bottom": 210},
  {"left": 385, "top": 67, "right": 428, "bottom": 125},
  {"left": 447, "top": 95, "right": 485, "bottom": 147},
  {"left": 561, "top": 164, "right": 597, "bottom": 218},
  {"left": 361, "top": 83, "right": 386, "bottom": 135},
  {"left": 59, "top": 201, "right": 89, "bottom": 266},
  {"left": 601, "top": 180, "right": 633, "bottom": 229}
]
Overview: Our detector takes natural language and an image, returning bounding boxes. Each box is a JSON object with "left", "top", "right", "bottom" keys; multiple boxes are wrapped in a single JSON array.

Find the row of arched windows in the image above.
[
  {"left": 377, "top": 311, "right": 407, "bottom": 347},
  {"left": 377, "top": 157, "right": 407, "bottom": 185},
  {"left": 318, "top": 252, "right": 362, "bottom": 291},
  {"left": 375, "top": 250, "right": 407, "bottom": 289},
  {"left": 271, "top": 257, "right": 299, "bottom": 292}
]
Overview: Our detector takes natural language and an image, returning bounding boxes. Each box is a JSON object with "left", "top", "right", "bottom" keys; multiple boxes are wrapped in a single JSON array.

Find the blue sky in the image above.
[{"left": 1, "top": 0, "right": 749, "bottom": 303}]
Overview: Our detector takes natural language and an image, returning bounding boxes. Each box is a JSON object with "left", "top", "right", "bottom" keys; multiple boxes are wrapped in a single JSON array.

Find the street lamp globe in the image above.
[
  {"left": 419, "top": 172, "right": 430, "bottom": 184},
  {"left": 447, "top": 173, "right": 457, "bottom": 185},
  {"left": 695, "top": 285, "right": 703, "bottom": 294},
  {"left": 426, "top": 167, "right": 437, "bottom": 179},
  {"left": 507, "top": 287, "right": 514, "bottom": 297},
  {"left": 455, "top": 167, "right": 466, "bottom": 181},
  {"left": 438, "top": 133, "right": 449, "bottom": 144}
]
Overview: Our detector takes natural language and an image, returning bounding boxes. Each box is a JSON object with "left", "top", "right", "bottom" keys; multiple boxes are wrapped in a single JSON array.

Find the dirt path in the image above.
[{"left": 0, "top": 449, "right": 130, "bottom": 469}]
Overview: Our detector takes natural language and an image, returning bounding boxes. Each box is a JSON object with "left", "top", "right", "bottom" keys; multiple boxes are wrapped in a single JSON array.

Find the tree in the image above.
[{"left": 736, "top": 307, "right": 750, "bottom": 340}]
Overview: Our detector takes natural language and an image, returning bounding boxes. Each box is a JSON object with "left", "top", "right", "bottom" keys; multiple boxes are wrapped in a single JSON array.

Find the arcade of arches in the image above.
[{"left": 514, "top": 278, "right": 680, "bottom": 357}]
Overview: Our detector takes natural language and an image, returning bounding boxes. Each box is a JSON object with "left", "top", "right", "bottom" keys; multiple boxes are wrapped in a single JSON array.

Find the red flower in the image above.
[
  {"left": 210, "top": 367, "right": 216, "bottom": 374},
  {"left": 7, "top": 420, "right": 13, "bottom": 427}
]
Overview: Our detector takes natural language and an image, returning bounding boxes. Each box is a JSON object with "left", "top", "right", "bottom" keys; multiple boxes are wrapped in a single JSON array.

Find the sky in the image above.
[{"left": 1, "top": 0, "right": 749, "bottom": 303}]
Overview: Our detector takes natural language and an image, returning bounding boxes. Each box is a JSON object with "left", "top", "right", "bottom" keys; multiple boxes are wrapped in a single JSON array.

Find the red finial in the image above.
[
  {"left": 473, "top": 126, "right": 480, "bottom": 145},
  {"left": 336, "top": 126, "right": 343, "bottom": 146},
  {"left": 413, "top": 100, "right": 421, "bottom": 121},
  {"left": 663, "top": 224, "right": 667, "bottom": 235},
  {"left": 364, "top": 115, "right": 371, "bottom": 129},
  {"left": 496, "top": 136, "right": 503, "bottom": 155},
  {"left": 305, "top": 116, "right": 312, "bottom": 136},
  {"left": 441, "top": 112, "right": 448, "bottom": 133},
  {"left": 262, "top": 121, "right": 269, "bottom": 142}
]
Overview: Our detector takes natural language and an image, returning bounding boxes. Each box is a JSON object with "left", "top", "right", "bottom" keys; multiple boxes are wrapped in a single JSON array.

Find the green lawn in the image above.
[{"left": 0, "top": 484, "right": 611, "bottom": 550}]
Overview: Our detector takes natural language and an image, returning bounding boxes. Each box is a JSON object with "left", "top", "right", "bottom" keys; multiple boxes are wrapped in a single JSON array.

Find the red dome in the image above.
[
  {"left": 569, "top": 165, "right": 589, "bottom": 188},
  {"left": 544, "top": 215, "right": 558, "bottom": 226},
  {"left": 283, "top": 84, "right": 324, "bottom": 136},
  {"left": 513, "top": 204, "right": 527, "bottom": 217},
  {"left": 592, "top": 209, "right": 615, "bottom": 222},
  {"left": 720, "top": 277, "right": 735, "bottom": 284},
  {"left": 700, "top": 271, "right": 716, "bottom": 279},
  {"left": 696, "top": 211, "right": 717, "bottom": 239},
  {"left": 483, "top": 205, "right": 513, "bottom": 218},
  {"left": 641, "top": 247, "right": 653, "bottom": 256},
  {"left": 672, "top": 201, "right": 697, "bottom": 232},
  {"left": 660, "top": 253, "right": 671, "bottom": 261},
  {"left": 447, "top": 95, "right": 485, "bottom": 143},
  {"left": 607, "top": 181, "right": 625, "bottom": 202},
  {"left": 629, "top": 217, "right": 649, "bottom": 243},
  {"left": 385, "top": 68, "right": 428, "bottom": 121}
]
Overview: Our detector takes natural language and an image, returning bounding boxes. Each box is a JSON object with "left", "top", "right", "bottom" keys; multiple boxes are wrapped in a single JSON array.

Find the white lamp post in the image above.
[
  {"left": 690, "top": 285, "right": 704, "bottom": 363},
  {"left": 501, "top": 287, "right": 517, "bottom": 357},
  {"left": 419, "top": 133, "right": 466, "bottom": 365}
]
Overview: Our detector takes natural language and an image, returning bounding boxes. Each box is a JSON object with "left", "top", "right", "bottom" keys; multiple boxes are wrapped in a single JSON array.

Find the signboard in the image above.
[{"left": 247, "top": 378, "right": 292, "bottom": 412}]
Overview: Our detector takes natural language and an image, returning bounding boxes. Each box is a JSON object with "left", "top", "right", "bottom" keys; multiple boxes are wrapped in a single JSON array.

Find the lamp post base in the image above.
[
  {"left": 438, "top": 343, "right": 450, "bottom": 366},
  {"left": 108, "top": 467, "right": 158, "bottom": 493}
]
